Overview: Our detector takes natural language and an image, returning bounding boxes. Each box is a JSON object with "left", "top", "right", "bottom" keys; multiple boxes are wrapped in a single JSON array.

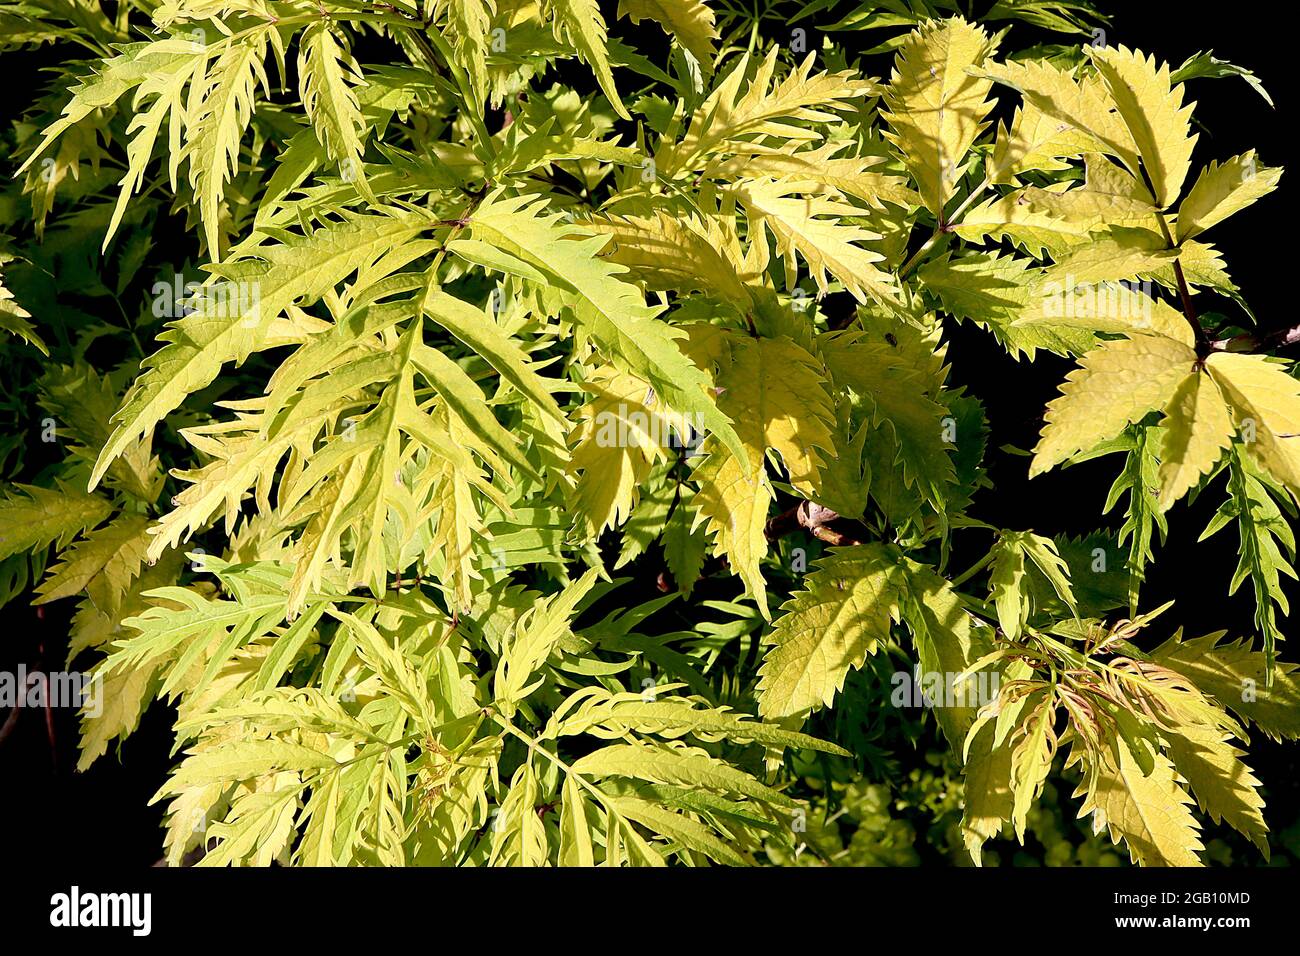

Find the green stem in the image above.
[
  {"left": 897, "top": 228, "right": 942, "bottom": 280},
  {"left": 950, "top": 550, "right": 995, "bottom": 588},
  {"left": 1154, "top": 211, "right": 1209, "bottom": 354},
  {"left": 944, "top": 176, "right": 991, "bottom": 230},
  {"left": 491, "top": 710, "right": 616, "bottom": 812},
  {"left": 898, "top": 177, "right": 990, "bottom": 280}
]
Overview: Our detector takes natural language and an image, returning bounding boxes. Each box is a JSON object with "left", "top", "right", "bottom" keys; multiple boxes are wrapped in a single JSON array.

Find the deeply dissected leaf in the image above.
[{"left": 2, "top": 4, "right": 1291, "bottom": 872}]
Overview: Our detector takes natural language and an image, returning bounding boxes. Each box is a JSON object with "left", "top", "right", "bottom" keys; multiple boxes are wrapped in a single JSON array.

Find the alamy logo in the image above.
[
  {"left": 592, "top": 405, "right": 705, "bottom": 453},
  {"left": 890, "top": 666, "right": 1001, "bottom": 710},
  {"left": 151, "top": 273, "right": 260, "bottom": 325},
  {"left": 0, "top": 666, "right": 101, "bottom": 716},
  {"left": 1038, "top": 276, "right": 1156, "bottom": 327},
  {"left": 49, "top": 886, "right": 152, "bottom": 936}
]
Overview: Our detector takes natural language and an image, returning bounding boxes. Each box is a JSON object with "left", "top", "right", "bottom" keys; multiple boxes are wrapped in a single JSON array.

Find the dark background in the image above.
[{"left": 0, "top": 0, "right": 1296, "bottom": 866}]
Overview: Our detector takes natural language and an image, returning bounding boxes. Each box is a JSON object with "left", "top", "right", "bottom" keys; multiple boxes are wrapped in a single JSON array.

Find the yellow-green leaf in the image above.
[
  {"left": 1156, "top": 370, "right": 1234, "bottom": 511},
  {"left": 1089, "top": 45, "right": 1197, "bottom": 208},
  {"left": 1031, "top": 333, "right": 1197, "bottom": 476},
  {"left": 882, "top": 17, "right": 998, "bottom": 216},
  {"left": 1177, "top": 151, "right": 1283, "bottom": 241}
]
